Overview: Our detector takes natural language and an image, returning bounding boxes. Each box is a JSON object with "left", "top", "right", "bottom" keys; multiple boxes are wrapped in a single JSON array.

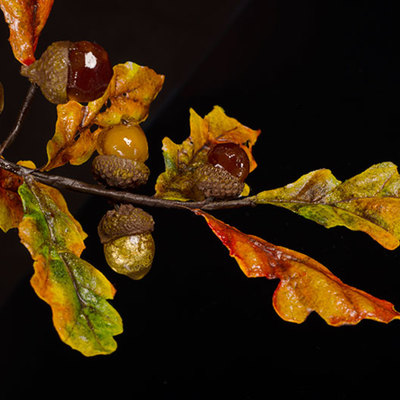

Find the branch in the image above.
[
  {"left": 0, "top": 157, "right": 256, "bottom": 211},
  {"left": 0, "top": 83, "right": 37, "bottom": 155}
]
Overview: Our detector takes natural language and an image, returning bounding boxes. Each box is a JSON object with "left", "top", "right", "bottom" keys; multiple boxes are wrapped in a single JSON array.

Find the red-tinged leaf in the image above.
[
  {"left": 0, "top": 0, "right": 54, "bottom": 65},
  {"left": 195, "top": 210, "right": 400, "bottom": 326},
  {"left": 0, "top": 163, "right": 23, "bottom": 232},
  {"left": 0, "top": 160, "right": 35, "bottom": 232}
]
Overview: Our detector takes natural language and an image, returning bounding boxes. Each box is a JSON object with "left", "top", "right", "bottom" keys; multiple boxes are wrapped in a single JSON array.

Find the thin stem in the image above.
[
  {"left": 0, "top": 83, "right": 37, "bottom": 155},
  {"left": 0, "top": 157, "right": 256, "bottom": 211}
]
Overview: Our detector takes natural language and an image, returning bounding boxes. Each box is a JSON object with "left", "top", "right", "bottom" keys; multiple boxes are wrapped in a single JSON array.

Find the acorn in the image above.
[
  {"left": 193, "top": 163, "right": 245, "bottom": 200},
  {"left": 92, "top": 123, "right": 150, "bottom": 189},
  {"left": 20, "top": 40, "right": 113, "bottom": 104},
  {"left": 98, "top": 204, "right": 155, "bottom": 280}
]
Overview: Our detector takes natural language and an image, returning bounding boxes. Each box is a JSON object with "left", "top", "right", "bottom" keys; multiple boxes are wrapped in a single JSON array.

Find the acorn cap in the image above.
[
  {"left": 98, "top": 204, "right": 154, "bottom": 244},
  {"left": 193, "top": 163, "right": 245, "bottom": 200},
  {"left": 92, "top": 154, "right": 150, "bottom": 189},
  {"left": 21, "top": 41, "right": 71, "bottom": 104}
]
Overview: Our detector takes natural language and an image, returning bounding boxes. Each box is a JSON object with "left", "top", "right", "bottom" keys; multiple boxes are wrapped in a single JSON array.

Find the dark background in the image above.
[{"left": 1, "top": 1, "right": 400, "bottom": 398}]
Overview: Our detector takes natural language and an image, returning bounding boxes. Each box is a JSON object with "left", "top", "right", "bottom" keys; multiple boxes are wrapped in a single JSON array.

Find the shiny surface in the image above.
[
  {"left": 97, "top": 124, "right": 149, "bottom": 162},
  {"left": 104, "top": 233, "right": 155, "bottom": 280},
  {"left": 207, "top": 142, "right": 250, "bottom": 181},
  {"left": 67, "top": 41, "right": 113, "bottom": 102}
]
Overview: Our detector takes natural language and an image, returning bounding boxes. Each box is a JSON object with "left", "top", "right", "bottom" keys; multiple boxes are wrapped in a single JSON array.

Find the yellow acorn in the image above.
[
  {"left": 92, "top": 123, "right": 150, "bottom": 189},
  {"left": 98, "top": 204, "right": 155, "bottom": 280}
]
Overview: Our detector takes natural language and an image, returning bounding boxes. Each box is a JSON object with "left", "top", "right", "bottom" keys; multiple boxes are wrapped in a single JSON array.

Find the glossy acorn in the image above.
[
  {"left": 192, "top": 142, "right": 250, "bottom": 200},
  {"left": 98, "top": 204, "right": 155, "bottom": 280},
  {"left": 20, "top": 40, "right": 113, "bottom": 104},
  {"left": 92, "top": 124, "right": 150, "bottom": 189},
  {"left": 207, "top": 142, "right": 250, "bottom": 182}
]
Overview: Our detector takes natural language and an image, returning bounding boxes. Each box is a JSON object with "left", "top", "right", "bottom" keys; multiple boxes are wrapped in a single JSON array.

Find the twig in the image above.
[
  {"left": 0, "top": 157, "right": 256, "bottom": 210},
  {"left": 0, "top": 83, "right": 37, "bottom": 155}
]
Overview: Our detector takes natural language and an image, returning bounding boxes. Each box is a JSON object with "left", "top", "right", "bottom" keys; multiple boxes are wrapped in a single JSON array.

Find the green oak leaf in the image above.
[{"left": 18, "top": 179, "right": 123, "bottom": 356}]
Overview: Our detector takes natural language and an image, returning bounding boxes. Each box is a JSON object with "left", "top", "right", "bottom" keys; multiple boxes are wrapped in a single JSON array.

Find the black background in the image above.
[{"left": 1, "top": 1, "right": 400, "bottom": 399}]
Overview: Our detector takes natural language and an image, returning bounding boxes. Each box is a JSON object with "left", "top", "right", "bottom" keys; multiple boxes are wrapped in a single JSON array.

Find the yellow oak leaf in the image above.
[
  {"left": 44, "top": 62, "right": 164, "bottom": 171},
  {"left": 252, "top": 162, "right": 400, "bottom": 250}
]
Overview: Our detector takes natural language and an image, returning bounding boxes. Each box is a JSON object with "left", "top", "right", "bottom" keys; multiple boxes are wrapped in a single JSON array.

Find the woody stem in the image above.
[
  {"left": 0, "top": 83, "right": 37, "bottom": 155},
  {"left": 0, "top": 157, "right": 256, "bottom": 210}
]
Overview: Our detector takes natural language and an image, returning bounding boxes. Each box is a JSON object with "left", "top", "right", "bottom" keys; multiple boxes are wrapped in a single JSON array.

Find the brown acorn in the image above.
[
  {"left": 193, "top": 163, "right": 245, "bottom": 200},
  {"left": 20, "top": 40, "right": 113, "bottom": 104},
  {"left": 92, "top": 154, "right": 150, "bottom": 189},
  {"left": 98, "top": 204, "right": 155, "bottom": 280}
]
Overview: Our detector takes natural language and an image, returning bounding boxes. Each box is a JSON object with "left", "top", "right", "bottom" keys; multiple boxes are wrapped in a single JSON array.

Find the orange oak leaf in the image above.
[
  {"left": 0, "top": 163, "right": 23, "bottom": 232},
  {"left": 44, "top": 100, "right": 101, "bottom": 171},
  {"left": 0, "top": 160, "right": 35, "bottom": 232},
  {"left": 0, "top": 0, "right": 54, "bottom": 65},
  {"left": 155, "top": 106, "right": 260, "bottom": 200},
  {"left": 195, "top": 210, "right": 400, "bottom": 326},
  {"left": 44, "top": 62, "right": 164, "bottom": 171}
]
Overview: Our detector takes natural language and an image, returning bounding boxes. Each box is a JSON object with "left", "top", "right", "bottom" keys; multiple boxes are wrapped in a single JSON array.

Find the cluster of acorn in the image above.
[
  {"left": 93, "top": 123, "right": 156, "bottom": 280},
  {"left": 21, "top": 39, "right": 157, "bottom": 279},
  {"left": 21, "top": 40, "right": 252, "bottom": 280}
]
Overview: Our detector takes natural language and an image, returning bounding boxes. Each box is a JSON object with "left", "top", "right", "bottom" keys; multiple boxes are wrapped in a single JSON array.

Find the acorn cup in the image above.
[
  {"left": 98, "top": 204, "right": 155, "bottom": 280},
  {"left": 92, "top": 154, "right": 150, "bottom": 189},
  {"left": 192, "top": 163, "right": 245, "bottom": 200}
]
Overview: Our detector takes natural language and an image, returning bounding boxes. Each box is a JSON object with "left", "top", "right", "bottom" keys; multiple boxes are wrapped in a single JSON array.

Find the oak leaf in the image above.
[
  {"left": 155, "top": 106, "right": 260, "bottom": 200},
  {"left": 18, "top": 178, "right": 122, "bottom": 356},
  {"left": 44, "top": 62, "right": 164, "bottom": 171},
  {"left": 0, "top": 160, "right": 35, "bottom": 232},
  {"left": 195, "top": 210, "right": 400, "bottom": 326},
  {"left": 251, "top": 162, "right": 400, "bottom": 250},
  {"left": 0, "top": 0, "right": 54, "bottom": 66}
]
